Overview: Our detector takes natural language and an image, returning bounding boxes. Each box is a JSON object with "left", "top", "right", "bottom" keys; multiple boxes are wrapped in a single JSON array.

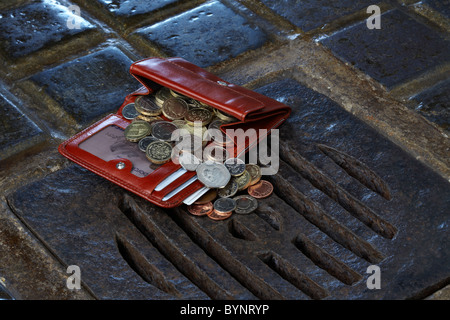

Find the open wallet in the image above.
[{"left": 58, "top": 57, "right": 292, "bottom": 208}]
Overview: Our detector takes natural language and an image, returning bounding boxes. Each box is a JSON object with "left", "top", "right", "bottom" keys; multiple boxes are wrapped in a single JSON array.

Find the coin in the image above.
[
  {"left": 135, "top": 95, "right": 162, "bottom": 116},
  {"left": 187, "top": 202, "right": 213, "bottom": 216},
  {"left": 233, "top": 170, "right": 251, "bottom": 191},
  {"left": 196, "top": 162, "right": 231, "bottom": 188},
  {"left": 194, "top": 189, "right": 218, "bottom": 205},
  {"left": 124, "top": 120, "right": 152, "bottom": 142},
  {"left": 155, "top": 87, "right": 171, "bottom": 106},
  {"left": 217, "top": 179, "right": 238, "bottom": 198},
  {"left": 207, "top": 209, "right": 232, "bottom": 220},
  {"left": 173, "top": 134, "right": 204, "bottom": 154},
  {"left": 182, "top": 123, "right": 207, "bottom": 140},
  {"left": 138, "top": 136, "right": 158, "bottom": 152},
  {"left": 185, "top": 108, "right": 213, "bottom": 126},
  {"left": 207, "top": 119, "right": 234, "bottom": 146},
  {"left": 151, "top": 121, "right": 178, "bottom": 141},
  {"left": 146, "top": 141, "right": 173, "bottom": 164},
  {"left": 246, "top": 164, "right": 262, "bottom": 186},
  {"left": 213, "top": 197, "right": 237, "bottom": 213},
  {"left": 204, "top": 145, "right": 229, "bottom": 163},
  {"left": 233, "top": 195, "right": 258, "bottom": 215},
  {"left": 224, "top": 158, "right": 246, "bottom": 176},
  {"left": 121, "top": 103, "right": 139, "bottom": 120},
  {"left": 172, "top": 119, "right": 187, "bottom": 128},
  {"left": 169, "top": 89, "right": 188, "bottom": 99},
  {"left": 162, "top": 97, "right": 189, "bottom": 120},
  {"left": 214, "top": 108, "right": 237, "bottom": 122},
  {"left": 248, "top": 180, "right": 273, "bottom": 199},
  {"left": 178, "top": 152, "right": 202, "bottom": 171},
  {"left": 137, "top": 114, "right": 163, "bottom": 123}
]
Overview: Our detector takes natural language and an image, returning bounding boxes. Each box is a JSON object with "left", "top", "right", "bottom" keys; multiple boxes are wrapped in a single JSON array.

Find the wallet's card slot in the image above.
[
  {"left": 154, "top": 168, "right": 187, "bottom": 191},
  {"left": 162, "top": 176, "right": 198, "bottom": 201},
  {"left": 152, "top": 169, "right": 197, "bottom": 199}
]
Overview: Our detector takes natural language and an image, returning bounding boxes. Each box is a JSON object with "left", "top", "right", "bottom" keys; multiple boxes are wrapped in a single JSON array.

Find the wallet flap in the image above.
[{"left": 130, "top": 57, "right": 291, "bottom": 122}]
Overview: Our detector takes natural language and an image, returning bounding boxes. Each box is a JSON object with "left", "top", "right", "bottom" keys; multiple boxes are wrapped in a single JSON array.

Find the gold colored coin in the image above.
[
  {"left": 137, "top": 114, "right": 163, "bottom": 123},
  {"left": 214, "top": 108, "right": 237, "bottom": 122},
  {"left": 233, "top": 170, "right": 251, "bottom": 191},
  {"left": 194, "top": 189, "right": 218, "bottom": 205},
  {"left": 172, "top": 119, "right": 187, "bottom": 128},
  {"left": 169, "top": 89, "right": 187, "bottom": 98},
  {"left": 217, "top": 179, "right": 238, "bottom": 198},
  {"left": 135, "top": 95, "right": 162, "bottom": 116},
  {"left": 124, "top": 120, "right": 151, "bottom": 142},
  {"left": 145, "top": 141, "right": 173, "bottom": 164},
  {"left": 246, "top": 164, "right": 262, "bottom": 186},
  {"left": 185, "top": 108, "right": 213, "bottom": 126},
  {"left": 155, "top": 87, "right": 171, "bottom": 106}
]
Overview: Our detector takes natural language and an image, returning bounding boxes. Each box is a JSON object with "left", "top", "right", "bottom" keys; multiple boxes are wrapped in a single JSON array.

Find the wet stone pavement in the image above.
[{"left": 0, "top": 0, "right": 449, "bottom": 300}]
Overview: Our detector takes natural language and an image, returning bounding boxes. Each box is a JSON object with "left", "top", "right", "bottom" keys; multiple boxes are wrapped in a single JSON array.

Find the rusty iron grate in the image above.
[{"left": 7, "top": 78, "right": 449, "bottom": 299}]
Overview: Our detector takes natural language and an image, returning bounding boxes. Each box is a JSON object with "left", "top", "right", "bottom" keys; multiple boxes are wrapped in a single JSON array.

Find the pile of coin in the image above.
[
  {"left": 186, "top": 158, "right": 274, "bottom": 220},
  {"left": 121, "top": 86, "right": 274, "bottom": 220}
]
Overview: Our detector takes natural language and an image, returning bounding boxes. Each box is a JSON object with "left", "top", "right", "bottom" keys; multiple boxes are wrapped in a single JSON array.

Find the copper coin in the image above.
[
  {"left": 194, "top": 189, "right": 218, "bottom": 205},
  {"left": 187, "top": 202, "right": 213, "bottom": 216},
  {"left": 247, "top": 180, "right": 273, "bottom": 199},
  {"left": 207, "top": 209, "right": 232, "bottom": 220}
]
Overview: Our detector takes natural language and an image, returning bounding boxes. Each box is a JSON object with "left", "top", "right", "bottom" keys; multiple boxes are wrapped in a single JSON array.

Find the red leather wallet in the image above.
[{"left": 58, "top": 57, "right": 291, "bottom": 208}]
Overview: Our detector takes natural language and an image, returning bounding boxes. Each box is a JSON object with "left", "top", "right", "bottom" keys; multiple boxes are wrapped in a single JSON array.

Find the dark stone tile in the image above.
[
  {"left": 410, "top": 78, "right": 450, "bottom": 132},
  {"left": 7, "top": 77, "right": 450, "bottom": 299},
  {"left": 0, "top": 0, "right": 95, "bottom": 59},
  {"left": 95, "top": 0, "right": 179, "bottom": 18},
  {"left": 424, "top": 0, "right": 450, "bottom": 18},
  {"left": 259, "top": 0, "right": 377, "bottom": 31},
  {"left": 30, "top": 47, "right": 141, "bottom": 125},
  {"left": 134, "top": 0, "right": 267, "bottom": 67},
  {"left": 320, "top": 9, "right": 450, "bottom": 88},
  {"left": 0, "top": 95, "right": 45, "bottom": 161}
]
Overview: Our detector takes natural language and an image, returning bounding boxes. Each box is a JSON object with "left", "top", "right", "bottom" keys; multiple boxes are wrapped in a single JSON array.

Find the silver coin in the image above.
[
  {"left": 213, "top": 197, "right": 237, "bottom": 213},
  {"left": 233, "top": 195, "right": 258, "bottom": 214},
  {"left": 179, "top": 152, "right": 202, "bottom": 171},
  {"left": 151, "top": 121, "right": 178, "bottom": 141},
  {"left": 196, "top": 161, "right": 231, "bottom": 188},
  {"left": 138, "top": 136, "right": 158, "bottom": 152},
  {"left": 224, "top": 158, "right": 246, "bottom": 176},
  {"left": 122, "top": 103, "right": 139, "bottom": 120}
]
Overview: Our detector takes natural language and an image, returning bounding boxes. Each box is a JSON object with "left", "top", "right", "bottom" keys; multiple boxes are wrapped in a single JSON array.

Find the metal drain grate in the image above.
[{"left": 7, "top": 78, "right": 449, "bottom": 299}]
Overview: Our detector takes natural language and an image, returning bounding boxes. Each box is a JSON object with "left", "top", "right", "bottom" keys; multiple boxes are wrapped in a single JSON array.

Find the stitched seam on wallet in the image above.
[{"left": 59, "top": 115, "right": 181, "bottom": 206}]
